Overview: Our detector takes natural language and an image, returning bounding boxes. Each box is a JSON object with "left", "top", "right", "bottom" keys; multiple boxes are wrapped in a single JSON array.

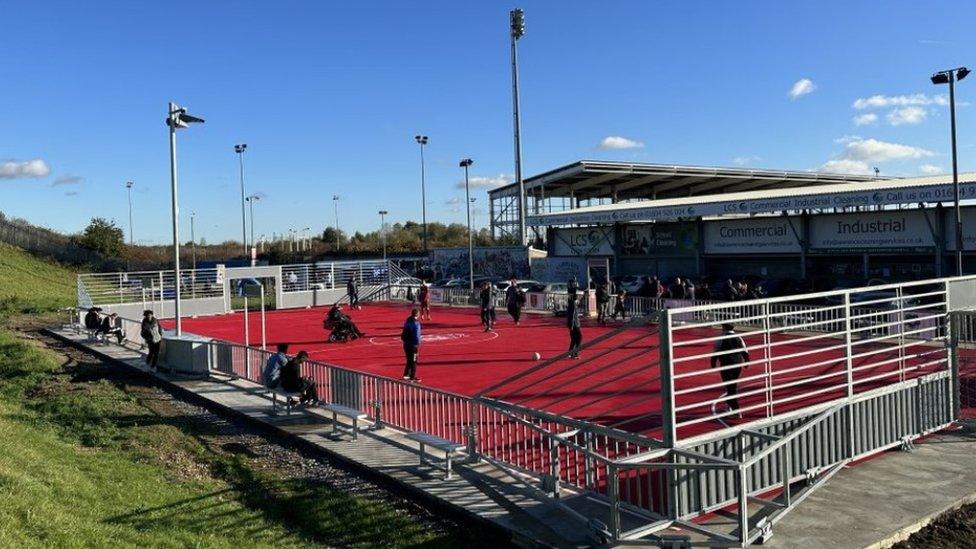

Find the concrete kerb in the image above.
[
  {"left": 868, "top": 492, "right": 976, "bottom": 549},
  {"left": 41, "top": 328, "right": 556, "bottom": 549}
]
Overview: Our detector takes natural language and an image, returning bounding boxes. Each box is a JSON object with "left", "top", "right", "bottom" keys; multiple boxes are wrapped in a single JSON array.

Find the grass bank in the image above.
[{"left": 0, "top": 243, "right": 466, "bottom": 547}]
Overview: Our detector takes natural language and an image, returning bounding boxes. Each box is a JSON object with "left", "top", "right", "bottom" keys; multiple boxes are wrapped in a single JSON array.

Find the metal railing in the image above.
[
  {"left": 79, "top": 269, "right": 222, "bottom": 307},
  {"left": 281, "top": 259, "right": 393, "bottom": 293}
]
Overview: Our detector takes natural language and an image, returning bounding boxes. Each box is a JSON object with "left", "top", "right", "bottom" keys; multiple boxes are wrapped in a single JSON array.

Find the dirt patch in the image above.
[{"left": 892, "top": 502, "right": 976, "bottom": 548}]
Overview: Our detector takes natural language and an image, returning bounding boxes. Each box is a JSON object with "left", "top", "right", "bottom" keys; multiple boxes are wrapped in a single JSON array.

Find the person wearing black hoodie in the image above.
[{"left": 280, "top": 351, "right": 318, "bottom": 405}]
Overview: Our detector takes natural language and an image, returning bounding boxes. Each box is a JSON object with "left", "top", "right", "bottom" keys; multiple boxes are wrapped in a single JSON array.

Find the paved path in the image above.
[{"left": 49, "top": 328, "right": 976, "bottom": 548}]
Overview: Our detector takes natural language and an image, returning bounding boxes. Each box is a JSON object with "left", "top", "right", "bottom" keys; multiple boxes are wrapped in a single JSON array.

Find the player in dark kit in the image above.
[
  {"left": 479, "top": 281, "right": 497, "bottom": 331},
  {"left": 505, "top": 278, "right": 525, "bottom": 325},
  {"left": 710, "top": 323, "right": 750, "bottom": 417}
]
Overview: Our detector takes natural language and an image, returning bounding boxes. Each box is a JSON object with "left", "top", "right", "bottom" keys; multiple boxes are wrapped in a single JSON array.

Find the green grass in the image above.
[
  {"left": 0, "top": 242, "right": 76, "bottom": 316},
  {"left": 0, "top": 245, "right": 464, "bottom": 547}
]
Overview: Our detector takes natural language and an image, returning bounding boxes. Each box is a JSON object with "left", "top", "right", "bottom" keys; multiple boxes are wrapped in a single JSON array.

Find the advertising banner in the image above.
[
  {"left": 944, "top": 207, "right": 976, "bottom": 251},
  {"left": 704, "top": 216, "right": 802, "bottom": 254},
  {"left": 530, "top": 256, "right": 589, "bottom": 284},
  {"left": 430, "top": 246, "right": 529, "bottom": 279},
  {"left": 621, "top": 222, "right": 698, "bottom": 256},
  {"left": 809, "top": 210, "right": 936, "bottom": 251},
  {"left": 551, "top": 227, "right": 615, "bottom": 256}
]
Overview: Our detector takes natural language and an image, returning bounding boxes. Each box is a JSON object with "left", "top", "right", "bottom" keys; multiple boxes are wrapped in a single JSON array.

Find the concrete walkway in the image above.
[{"left": 49, "top": 327, "right": 976, "bottom": 549}]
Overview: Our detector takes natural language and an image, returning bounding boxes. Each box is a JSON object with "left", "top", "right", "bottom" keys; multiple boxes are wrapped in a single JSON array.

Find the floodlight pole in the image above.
[
  {"left": 333, "top": 195, "right": 340, "bottom": 252},
  {"left": 235, "top": 144, "right": 248, "bottom": 256},
  {"left": 510, "top": 8, "right": 527, "bottom": 245},
  {"left": 932, "top": 67, "right": 968, "bottom": 276},
  {"left": 125, "top": 181, "right": 134, "bottom": 245},
  {"left": 167, "top": 103, "right": 183, "bottom": 336},
  {"left": 461, "top": 159, "right": 474, "bottom": 290},
  {"left": 190, "top": 212, "right": 197, "bottom": 270},
  {"left": 379, "top": 210, "right": 388, "bottom": 259},
  {"left": 415, "top": 135, "right": 429, "bottom": 253}
]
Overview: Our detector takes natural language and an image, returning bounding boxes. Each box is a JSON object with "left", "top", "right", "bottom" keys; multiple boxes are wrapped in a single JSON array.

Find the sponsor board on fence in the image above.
[
  {"left": 551, "top": 227, "right": 615, "bottom": 256},
  {"left": 430, "top": 246, "right": 530, "bottom": 279},
  {"left": 704, "top": 216, "right": 802, "bottom": 254},
  {"left": 809, "top": 210, "right": 936, "bottom": 250},
  {"left": 621, "top": 222, "right": 698, "bottom": 256},
  {"left": 530, "top": 256, "right": 589, "bottom": 285}
]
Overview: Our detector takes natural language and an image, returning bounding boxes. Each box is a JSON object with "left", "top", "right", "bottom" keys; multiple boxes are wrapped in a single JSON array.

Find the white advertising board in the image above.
[
  {"left": 703, "top": 217, "right": 802, "bottom": 254},
  {"left": 530, "top": 256, "right": 589, "bottom": 284},
  {"left": 809, "top": 210, "right": 935, "bottom": 250},
  {"left": 551, "top": 227, "right": 615, "bottom": 256}
]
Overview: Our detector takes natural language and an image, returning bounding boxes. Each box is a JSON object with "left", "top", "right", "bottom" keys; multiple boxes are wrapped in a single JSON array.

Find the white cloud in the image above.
[
  {"left": 819, "top": 137, "right": 934, "bottom": 174},
  {"left": 455, "top": 173, "right": 514, "bottom": 189},
  {"left": 788, "top": 78, "right": 816, "bottom": 99},
  {"left": 818, "top": 159, "right": 873, "bottom": 175},
  {"left": 852, "top": 93, "right": 948, "bottom": 110},
  {"left": 597, "top": 136, "right": 644, "bottom": 150},
  {"left": 886, "top": 106, "right": 927, "bottom": 126},
  {"left": 853, "top": 113, "right": 878, "bottom": 126},
  {"left": 64, "top": 191, "right": 79, "bottom": 196},
  {"left": 52, "top": 174, "right": 83, "bottom": 186},
  {"left": 839, "top": 137, "right": 934, "bottom": 162},
  {"left": 732, "top": 156, "right": 761, "bottom": 166},
  {"left": 0, "top": 159, "right": 50, "bottom": 180},
  {"left": 444, "top": 197, "right": 461, "bottom": 206},
  {"left": 919, "top": 164, "right": 944, "bottom": 175}
]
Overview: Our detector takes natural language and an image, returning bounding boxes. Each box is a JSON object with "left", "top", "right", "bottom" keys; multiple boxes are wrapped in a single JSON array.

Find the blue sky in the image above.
[{"left": 1, "top": 1, "right": 974, "bottom": 244}]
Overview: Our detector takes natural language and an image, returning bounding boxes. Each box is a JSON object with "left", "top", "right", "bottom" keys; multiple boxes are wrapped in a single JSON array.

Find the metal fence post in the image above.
[
  {"left": 762, "top": 301, "right": 773, "bottom": 418},
  {"left": 659, "top": 310, "right": 676, "bottom": 447},
  {"left": 466, "top": 400, "right": 479, "bottom": 463},
  {"left": 607, "top": 464, "right": 621, "bottom": 542},
  {"left": 737, "top": 464, "right": 749, "bottom": 545},
  {"left": 949, "top": 311, "right": 961, "bottom": 422},
  {"left": 548, "top": 437, "right": 561, "bottom": 498},
  {"left": 373, "top": 378, "right": 384, "bottom": 430},
  {"left": 584, "top": 429, "right": 595, "bottom": 490},
  {"left": 843, "top": 292, "right": 856, "bottom": 459}
]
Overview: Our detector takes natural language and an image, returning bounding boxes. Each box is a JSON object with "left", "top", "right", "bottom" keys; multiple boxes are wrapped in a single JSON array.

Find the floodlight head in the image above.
[
  {"left": 510, "top": 8, "right": 525, "bottom": 39},
  {"left": 459, "top": 158, "right": 473, "bottom": 168},
  {"left": 126, "top": 181, "right": 134, "bottom": 189},
  {"left": 332, "top": 194, "right": 339, "bottom": 201},
  {"left": 415, "top": 135, "right": 428, "bottom": 145},
  {"left": 379, "top": 210, "right": 388, "bottom": 215},
  {"left": 235, "top": 143, "right": 247, "bottom": 154},
  {"left": 958, "top": 67, "right": 971, "bottom": 81},
  {"left": 931, "top": 72, "right": 951, "bottom": 85}
]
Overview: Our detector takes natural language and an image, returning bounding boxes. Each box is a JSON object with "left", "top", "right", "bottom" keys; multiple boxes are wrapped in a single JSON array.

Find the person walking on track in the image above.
[
  {"left": 710, "top": 323, "right": 750, "bottom": 417},
  {"left": 611, "top": 287, "right": 627, "bottom": 320},
  {"left": 347, "top": 276, "right": 360, "bottom": 309},
  {"left": 418, "top": 282, "right": 431, "bottom": 321},
  {"left": 480, "top": 281, "right": 497, "bottom": 332},
  {"left": 567, "top": 296, "right": 583, "bottom": 358},
  {"left": 505, "top": 278, "right": 524, "bottom": 325},
  {"left": 401, "top": 308, "right": 422, "bottom": 381},
  {"left": 595, "top": 282, "right": 610, "bottom": 325}
]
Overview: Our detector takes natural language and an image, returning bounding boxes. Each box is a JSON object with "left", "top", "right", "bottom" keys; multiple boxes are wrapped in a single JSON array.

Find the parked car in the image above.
[
  {"left": 529, "top": 282, "right": 569, "bottom": 294},
  {"left": 618, "top": 275, "right": 645, "bottom": 294},
  {"left": 497, "top": 279, "right": 542, "bottom": 292},
  {"left": 432, "top": 278, "right": 466, "bottom": 288}
]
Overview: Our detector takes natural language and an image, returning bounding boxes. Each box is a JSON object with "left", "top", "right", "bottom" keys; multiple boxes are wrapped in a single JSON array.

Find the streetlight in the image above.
[
  {"left": 125, "top": 181, "right": 134, "bottom": 245},
  {"left": 302, "top": 227, "right": 310, "bottom": 251},
  {"left": 190, "top": 211, "right": 197, "bottom": 270},
  {"left": 460, "top": 158, "right": 474, "bottom": 290},
  {"left": 510, "top": 7, "right": 527, "bottom": 245},
  {"left": 415, "top": 135, "right": 429, "bottom": 252},
  {"left": 166, "top": 102, "right": 205, "bottom": 336},
  {"left": 932, "top": 66, "right": 970, "bottom": 276},
  {"left": 378, "top": 210, "right": 389, "bottom": 259},
  {"left": 246, "top": 194, "right": 260, "bottom": 260},
  {"left": 332, "top": 195, "right": 341, "bottom": 252},
  {"left": 289, "top": 228, "right": 297, "bottom": 252},
  {"left": 234, "top": 143, "right": 248, "bottom": 256}
]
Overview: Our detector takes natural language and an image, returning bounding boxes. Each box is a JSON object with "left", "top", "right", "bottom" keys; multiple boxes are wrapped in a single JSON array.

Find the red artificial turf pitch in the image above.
[{"left": 168, "top": 302, "right": 954, "bottom": 440}]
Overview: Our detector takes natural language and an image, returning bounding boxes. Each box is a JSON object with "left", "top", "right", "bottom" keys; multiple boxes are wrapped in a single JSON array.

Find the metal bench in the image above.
[
  {"left": 405, "top": 431, "right": 466, "bottom": 479},
  {"left": 322, "top": 403, "right": 369, "bottom": 440},
  {"left": 268, "top": 387, "right": 302, "bottom": 416}
]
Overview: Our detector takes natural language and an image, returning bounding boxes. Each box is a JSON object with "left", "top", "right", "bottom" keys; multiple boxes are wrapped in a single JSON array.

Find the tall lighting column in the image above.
[
  {"left": 234, "top": 143, "right": 248, "bottom": 256},
  {"left": 378, "top": 210, "right": 389, "bottom": 259},
  {"left": 125, "top": 181, "right": 135, "bottom": 245},
  {"left": 246, "top": 194, "right": 260, "bottom": 260},
  {"left": 332, "top": 195, "right": 341, "bottom": 252},
  {"left": 460, "top": 158, "right": 474, "bottom": 290},
  {"left": 415, "top": 135, "right": 429, "bottom": 252},
  {"left": 932, "top": 66, "right": 970, "bottom": 276},
  {"left": 166, "top": 102, "right": 205, "bottom": 336},
  {"left": 510, "top": 8, "right": 527, "bottom": 244}
]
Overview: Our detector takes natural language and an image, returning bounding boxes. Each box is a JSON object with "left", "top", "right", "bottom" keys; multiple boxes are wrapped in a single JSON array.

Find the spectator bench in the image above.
[
  {"left": 322, "top": 403, "right": 370, "bottom": 440},
  {"left": 405, "top": 432, "right": 466, "bottom": 479},
  {"left": 268, "top": 387, "right": 302, "bottom": 416}
]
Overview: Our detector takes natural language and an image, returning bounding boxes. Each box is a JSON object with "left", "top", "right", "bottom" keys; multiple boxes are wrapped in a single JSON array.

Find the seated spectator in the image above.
[
  {"left": 262, "top": 343, "right": 289, "bottom": 388},
  {"left": 97, "top": 313, "right": 125, "bottom": 344},
  {"left": 84, "top": 307, "right": 101, "bottom": 331},
  {"left": 280, "top": 351, "right": 318, "bottom": 405}
]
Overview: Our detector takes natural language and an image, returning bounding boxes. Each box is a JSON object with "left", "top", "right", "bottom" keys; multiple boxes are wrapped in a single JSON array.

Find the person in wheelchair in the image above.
[{"left": 324, "top": 304, "right": 365, "bottom": 342}]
